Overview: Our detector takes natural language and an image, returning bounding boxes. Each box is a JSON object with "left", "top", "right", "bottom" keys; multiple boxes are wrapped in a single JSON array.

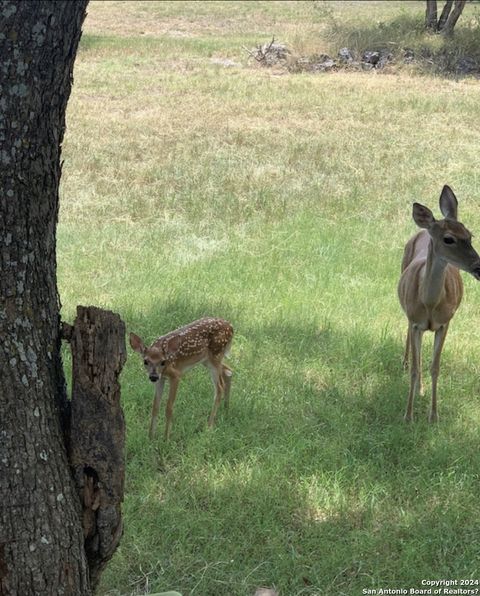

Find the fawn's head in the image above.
[
  {"left": 129, "top": 332, "right": 180, "bottom": 382},
  {"left": 413, "top": 185, "right": 480, "bottom": 280}
]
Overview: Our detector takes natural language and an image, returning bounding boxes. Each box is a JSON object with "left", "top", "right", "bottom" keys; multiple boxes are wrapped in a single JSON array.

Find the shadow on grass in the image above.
[
  {"left": 124, "top": 295, "right": 480, "bottom": 464},
  {"left": 114, "top": 298, "right": 480, "bottom": 594}
]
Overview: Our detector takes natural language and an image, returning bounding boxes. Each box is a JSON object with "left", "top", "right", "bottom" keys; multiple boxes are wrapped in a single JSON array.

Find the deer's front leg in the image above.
[
  {"left": 430, "top": 323, "right": 449, "bottom": 423},
  {"left": 405, "top": 325, "right": 423, "bottom": 423},
  {"left": 149, "top": 376, "right": 165, "bottom": 439},
  {"left": 164, "top": 375, "right": 180, "bottom": 441}
]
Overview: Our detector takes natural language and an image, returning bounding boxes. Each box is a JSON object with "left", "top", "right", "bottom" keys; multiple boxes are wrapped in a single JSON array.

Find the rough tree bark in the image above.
[
  {"left": 425, "top": 0, "right": 438, "bottom": 30},
  {"left": 437, "top": 0, "right": 454, "bottom": 30},
  {"left": 0, "top": 1, "right": 110, "bottom": 594},
  {"left": 63, "top": 307, "right": 126, "bottom": 589},
  {"left": 442, "top": 0, "right": 467, "bottom": 35},
  {"left": 425, "top": 0, "right": 466, "bottom": 33}
]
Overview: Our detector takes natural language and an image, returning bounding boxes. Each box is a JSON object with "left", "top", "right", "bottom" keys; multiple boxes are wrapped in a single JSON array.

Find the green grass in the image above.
[{"left": 59, "top": 2, "right": 480, "bottom": 595}]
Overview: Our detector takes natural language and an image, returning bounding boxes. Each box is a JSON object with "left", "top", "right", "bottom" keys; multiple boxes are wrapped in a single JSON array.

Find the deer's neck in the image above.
[{"left": 421, "top": 239, "right": 449, "bottom": 307}]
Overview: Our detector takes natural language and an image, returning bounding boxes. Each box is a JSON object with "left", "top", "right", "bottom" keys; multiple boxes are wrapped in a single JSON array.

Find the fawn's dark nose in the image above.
[
  {"left": 149, "top": 374, "right": 159, "bottom": 383},
  {"left": 472, "top": 265, "right": 480, "bottom": 280}
]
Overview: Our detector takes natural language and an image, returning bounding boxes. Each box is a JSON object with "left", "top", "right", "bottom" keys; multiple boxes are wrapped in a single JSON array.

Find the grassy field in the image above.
[{"left": 59, "top": 2, "right": 480, "bottom": 595}]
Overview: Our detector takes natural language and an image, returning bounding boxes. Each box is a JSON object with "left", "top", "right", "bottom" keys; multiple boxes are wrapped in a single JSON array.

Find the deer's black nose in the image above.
[{"left": 149, "top": 374, "right": 159, "bottom": 383}]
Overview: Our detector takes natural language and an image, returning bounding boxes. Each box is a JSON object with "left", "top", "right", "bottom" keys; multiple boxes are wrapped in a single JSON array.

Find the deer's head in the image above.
[
  {"left": 413, "top": 185, "right": 480, "bottom": 280},
  {"left": 129, "top": 332, "right": 179, "bottom": 382}
]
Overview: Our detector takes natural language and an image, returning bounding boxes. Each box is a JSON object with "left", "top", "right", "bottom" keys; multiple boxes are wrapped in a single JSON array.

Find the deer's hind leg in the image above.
[
  {"left": 222, "top": 364, "right": 232, "bottom": 412},
  {"left": 205, "top": 357, "right": 225, "bottom": 428},
  {"left": 403, "top": 323, "right": 411, "bottom": 370}
]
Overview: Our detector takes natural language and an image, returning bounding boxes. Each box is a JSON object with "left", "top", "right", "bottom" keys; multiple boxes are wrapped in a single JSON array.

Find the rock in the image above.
[
  {"left": 312, "top": 56, "right": 336, "bottom": 72},
  {"left": 456, "top": 56, "right": 477, "bottom": 75},
  {"left": 247, "top": 39, "right": 290, "bottom": 67},
  {"left": 338, "top": 47, "right": 354, "bottom": 63},
  {"left": 362, "top": 50, "right": 380, "bottom": 65},
  {"left": 361, "top": 49, "right": 392, "bottom": 70},
  {"left": 261, "top": 41, "right": 290, "bottom": 66},
  {"left": 312, "top": 58, "right": 337, "bottom": 72},
  {"left": 403, "top": 47, "right": 415, "bottom": 63},
  {"left": 377, "top": 51, "right": 393, "bottom": 69},
  {"left": 290, "top": 54, "right": 336, "bottom": 73}
]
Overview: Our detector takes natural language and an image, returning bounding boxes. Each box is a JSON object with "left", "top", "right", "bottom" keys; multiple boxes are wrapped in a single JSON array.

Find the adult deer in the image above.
[
  {"left": 398, "top": 185, "right": 480, "bottom": 422},
  {"left": 130, "top": 317, "right": 233, "bottom": 439}
]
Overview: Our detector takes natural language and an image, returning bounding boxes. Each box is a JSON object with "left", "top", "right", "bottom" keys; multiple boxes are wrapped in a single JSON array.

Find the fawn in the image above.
[{"left": 130, "top": 317, "right": 233, "bottom": 439}]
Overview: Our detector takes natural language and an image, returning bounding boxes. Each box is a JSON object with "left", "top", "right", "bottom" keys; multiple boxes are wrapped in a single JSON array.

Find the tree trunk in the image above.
[
  {"left": 441, "top": 0, "right": 467, "bottom": 35},
  {"left": 425, "top": 0, "right": 438, "bottom": 30},
  {"left": 437, "top": 0, "right": 454, "bottom": 30},
  {"left": 0, "top": 1, "right": 91, "bottom": 594},
  {"left": 63, "top": 306, "right": 126, "bottom": 590}
]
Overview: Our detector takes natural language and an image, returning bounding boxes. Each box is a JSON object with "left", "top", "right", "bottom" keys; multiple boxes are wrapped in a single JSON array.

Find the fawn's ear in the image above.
[
  {"left": 439, "top": 185, "right": 458, "bottom": 221},
  {"left": 129, "top": 332, "right": 145, "bottom": 354},
  {"left": 412, "top": 203, "right": 435, "bottom": 229},
  {"left": 165, "top": 334, "right": 181, "bottom": 356}
]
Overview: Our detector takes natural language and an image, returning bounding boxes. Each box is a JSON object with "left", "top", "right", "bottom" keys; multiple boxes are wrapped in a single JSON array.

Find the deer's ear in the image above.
[
  {"left": 166, "top": 335, "right": 181, "bottom": 355},
  {"left": 412, "top": 203, "right": 435, "bottom": 229},
  {"left": 439, "top": 185, "right": 458, "bottom": 221},
  {"left": 129, "top": 332, "right": 145, "bottom": 354}
]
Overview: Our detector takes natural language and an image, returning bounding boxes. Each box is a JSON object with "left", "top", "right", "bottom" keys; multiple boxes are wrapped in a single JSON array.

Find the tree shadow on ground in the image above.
[{"left": 115, "top": 298, "right": 480, "bottom": 595}]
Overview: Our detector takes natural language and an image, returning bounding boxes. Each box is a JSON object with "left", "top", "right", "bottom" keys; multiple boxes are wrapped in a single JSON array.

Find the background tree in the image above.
[
  {"left": 0, "top": 1, "right": 124, "bottom": 594},
  {"left": 425, "top": 0, "right": 467, "bottom": 34}
]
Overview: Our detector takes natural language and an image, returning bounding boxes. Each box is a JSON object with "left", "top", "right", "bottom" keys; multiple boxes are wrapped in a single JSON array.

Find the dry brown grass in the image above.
[
  {"left": 83, "top": 0, "right": 326, "bottom": 40},
  {"left": 62, "top": 8, "right": 480, "bottom": 592}
]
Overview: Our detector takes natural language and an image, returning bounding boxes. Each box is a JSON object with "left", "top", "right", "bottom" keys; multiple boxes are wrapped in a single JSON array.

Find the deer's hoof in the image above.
[{"left": 428, "top": 412, "right": 439, "bottom": 423}]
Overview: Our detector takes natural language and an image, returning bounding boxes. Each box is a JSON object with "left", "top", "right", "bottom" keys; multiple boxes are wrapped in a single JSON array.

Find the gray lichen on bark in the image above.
[{"left": 0, "top": 2, "right": 92, "bottom": 594}]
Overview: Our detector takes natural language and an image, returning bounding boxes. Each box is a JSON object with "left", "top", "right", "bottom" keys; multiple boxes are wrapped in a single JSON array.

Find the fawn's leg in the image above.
[
  {"left": 149, "top": 377, "right": 165, "bottom": 439},
  {"left": 164, "top": 375, "right": 180, "bottom": 441},
  {"left": 222, "top": 364, "right": 232, "bottom": 412},
  {"left": 206, "top": 359, "right": 224, "bottom": 427}
]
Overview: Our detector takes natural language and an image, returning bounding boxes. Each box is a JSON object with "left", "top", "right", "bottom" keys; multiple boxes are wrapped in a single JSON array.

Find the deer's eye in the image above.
[
  {"left": 443, "top": 236, "right": 456, "bottom": 245},
  {"left": 143, "top": 359, "right": 149, "bottom": 366},
  {"left": 160, "top": 360, "right": 166, "bottom": 366}
]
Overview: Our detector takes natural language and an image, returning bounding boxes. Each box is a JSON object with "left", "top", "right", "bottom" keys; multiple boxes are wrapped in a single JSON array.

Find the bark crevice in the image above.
[{"left": 62, "top": 306, "right": 126, "bottom": 590}]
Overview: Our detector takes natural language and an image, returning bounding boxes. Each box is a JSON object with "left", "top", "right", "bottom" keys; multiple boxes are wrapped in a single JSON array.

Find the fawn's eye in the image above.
[
  {"left": 443, "top": 236, "right": 456, "bottom": 245},
  {"left": 143, "top": 359, "right": 149, "bottom": 366},
  {"left": 160, "top": 360, "right": 166, "bottom": 366}
]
